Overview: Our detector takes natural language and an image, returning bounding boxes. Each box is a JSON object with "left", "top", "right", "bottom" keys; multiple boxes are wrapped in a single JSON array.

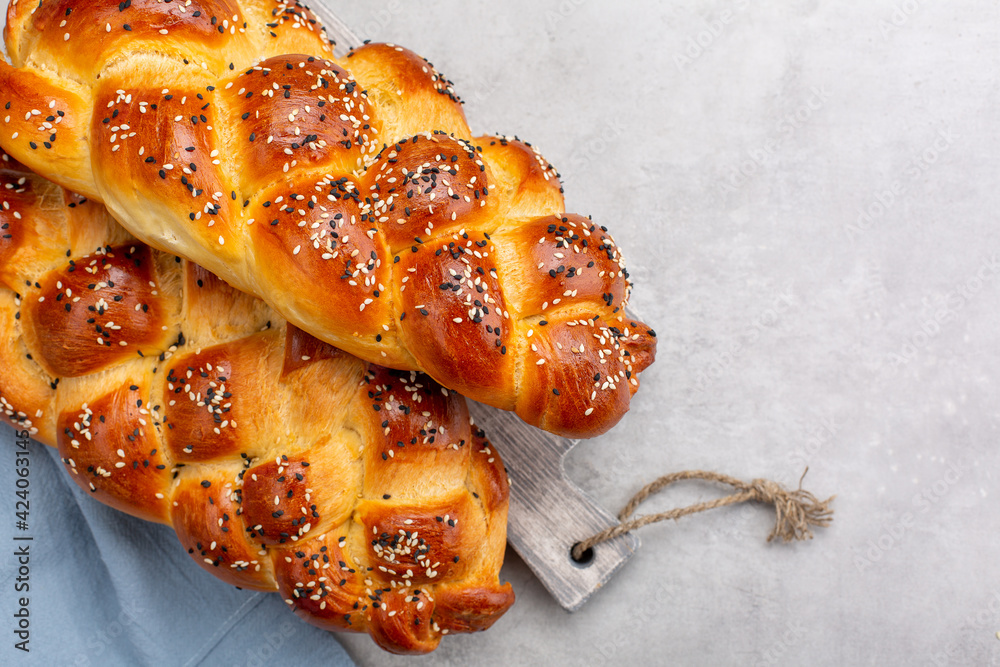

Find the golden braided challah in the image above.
[
  {"left": 0, "top": 150, "right": 514, "bottom": 655},
  {"left": 0, "top": 0, "right": 657, "bottom": 438}
]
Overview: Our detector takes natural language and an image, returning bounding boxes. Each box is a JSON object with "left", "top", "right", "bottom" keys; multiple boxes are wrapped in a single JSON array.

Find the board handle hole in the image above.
[{"left": 570, "top": 543, "right": 595, "bottom": 567}]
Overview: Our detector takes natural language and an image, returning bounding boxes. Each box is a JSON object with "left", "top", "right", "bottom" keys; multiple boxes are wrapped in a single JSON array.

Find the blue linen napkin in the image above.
[{"left": 0, "top": 422, "right": 358, "bottom": 666}]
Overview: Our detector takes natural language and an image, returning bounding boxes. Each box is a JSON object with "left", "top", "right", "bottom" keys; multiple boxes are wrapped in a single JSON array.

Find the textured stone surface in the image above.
[{"left": 333, "top": 1, "right": 1000, "bottom": 665}]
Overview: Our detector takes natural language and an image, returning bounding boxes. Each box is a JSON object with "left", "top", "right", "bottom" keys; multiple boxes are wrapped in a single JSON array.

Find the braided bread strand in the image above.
[
  {"left": 0, "top": 0, "right": 657, "bottom": 438},
  {"left": 0, "top": 150, "right": 514, "bottom": 655}
]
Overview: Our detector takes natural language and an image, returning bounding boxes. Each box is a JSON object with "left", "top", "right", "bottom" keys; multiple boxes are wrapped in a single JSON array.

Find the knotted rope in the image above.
[{"left": 572, "top": 469, "right": 835, "bottom": 561}]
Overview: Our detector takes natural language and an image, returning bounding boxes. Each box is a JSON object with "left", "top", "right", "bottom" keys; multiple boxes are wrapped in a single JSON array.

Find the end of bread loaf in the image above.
[
  {"left": 270, "top": 363, "right": 515, "bottom": 655},
  {"left": 514, "top": 314, "right": 658, "bottom": 438}
]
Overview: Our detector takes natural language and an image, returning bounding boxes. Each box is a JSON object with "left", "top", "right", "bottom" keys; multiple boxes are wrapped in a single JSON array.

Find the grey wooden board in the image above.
[
  {"left": 467, "top": 403, "right": 640, "bottom": 612},
  {"left": 309, "top": 2, "right": 642, "bottom": 612}
]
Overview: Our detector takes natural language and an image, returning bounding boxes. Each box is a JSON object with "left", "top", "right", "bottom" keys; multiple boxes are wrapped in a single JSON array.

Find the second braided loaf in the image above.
[{"left": 0, "top": 150, "right": 514, "bottom": 655}]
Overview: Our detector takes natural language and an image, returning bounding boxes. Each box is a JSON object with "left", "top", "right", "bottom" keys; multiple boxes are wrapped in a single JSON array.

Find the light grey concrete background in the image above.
[
  {"left": 331, "top": 1, "right": 1000, "bottom": 665},
  {"left": 3, "top": 1, "right": 999, "bottom": 665}
]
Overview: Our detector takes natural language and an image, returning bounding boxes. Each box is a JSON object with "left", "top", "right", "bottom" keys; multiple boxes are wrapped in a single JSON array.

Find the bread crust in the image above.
[
  {"left": 0, "top": 150, "right": 513, "bottom": 654},
  {"left": 0, "top": 0, "right": 656, "bottom": 437}
]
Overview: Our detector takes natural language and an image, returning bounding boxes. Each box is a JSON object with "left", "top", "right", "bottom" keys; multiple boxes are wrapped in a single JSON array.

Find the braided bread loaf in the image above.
[
  {"left": 0, "top": 150, "right": 514, "bottom": 655},
  {"left": 0, "top": 0, "right": 657, "bottom": 438}
]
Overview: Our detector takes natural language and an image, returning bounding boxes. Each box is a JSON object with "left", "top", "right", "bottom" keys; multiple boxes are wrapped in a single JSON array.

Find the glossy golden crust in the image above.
[
  {"left": 468, "top": 425, "right": 510, "bottom": 515},
  {"left": 0, "top": 289, "right": 55, "bottom": 443},
  {"left": 368, "top": 589, "right": 440, "bottom": 655},
  {"left": 514, "top": 314, "right": 657, "bottom": 438},
  {"left": 479, "top": 136, "right": 564, "bottom": 220},
  {"left": 172, "top": 466, "right": 279, "bottom": 591},
  {"left": 0, "top": 157, "right": 73, "bottom": 290},
  {"left": 0, "top": 63, "right": 94, "bottom": 196},
  {"left": 493, "top": 214, "right": 628, "bottom": 318},
  {"left": 0, "top": 3, "right": 656, "bottom": 438},
  {"left": 395, "top": 230, "right": 518, "bottom": 410},
  {"left": 222, "top": 55, "right": 380, "bottom": 191},
  {"left": 21, "top": 244, "right": 179, "bottom": 377},
  {"left": 434, "top": 583, "right": 517, "bottom": 634},
  {"left": 344, "top": 42, "right": 471, "bottom": 144},
  {"left": 365, "top": 133, "right": 497, "bottom": 253},
  {"left": 281, "top": 321, "right": 345, "bottom": 376},
  {"left": 57, "top": 378, "right": 172, "bottom": 524},
  {"left": 273, "top": 530, "right": 371, "bottom": 632},
  {"left": 161, "top": 333, "right": 276, "bottom": 463},
  {"left": 14, "top": 0, "right": 249, "bottom": 80},
  {"left": 356, "top": 366, "right": 472, "bottom": 500},
  {"left": 244, "top": 173, "right": 396, "bottom": 349},
  {"left": 90, "top": 64, "right": 247, "bottom": 279},
  {"left": 0, "top": 153, "right": 513, "bottom": 655},
  {"left": 241, "top": 455, "right": 321, "bottom": 546}
]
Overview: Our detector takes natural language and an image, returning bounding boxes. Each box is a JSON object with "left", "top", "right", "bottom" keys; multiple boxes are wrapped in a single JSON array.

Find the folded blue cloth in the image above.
[{"left": 0, "top": 423, "right": 357, "bottom": 666}]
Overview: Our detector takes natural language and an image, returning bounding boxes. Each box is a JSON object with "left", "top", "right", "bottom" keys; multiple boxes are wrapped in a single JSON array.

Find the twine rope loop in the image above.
[{"left": 572, "top": 469, "right": 835, "bottom": 561}]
